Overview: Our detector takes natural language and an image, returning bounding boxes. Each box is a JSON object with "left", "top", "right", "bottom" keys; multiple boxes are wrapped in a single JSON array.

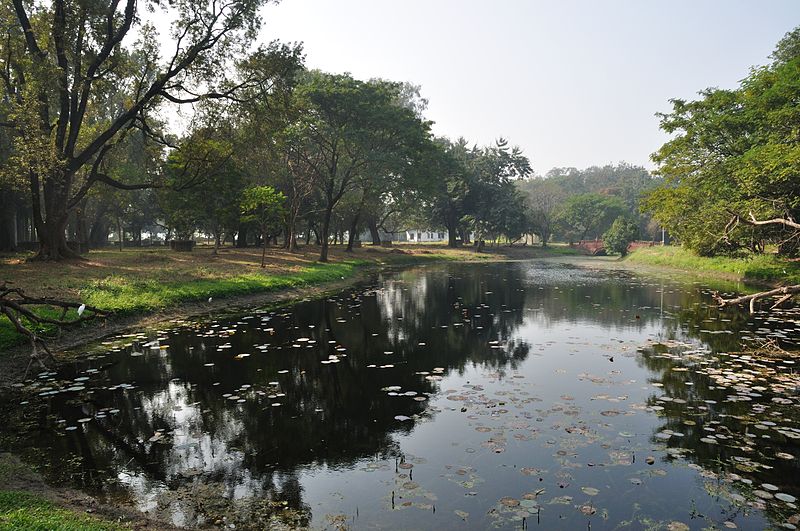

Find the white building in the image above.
[
  {"left": 405, "top": 229, "right": 448, "bottom": 242},
  {"left": 356, "top": 228, "right": 463, "bottom": 243}
]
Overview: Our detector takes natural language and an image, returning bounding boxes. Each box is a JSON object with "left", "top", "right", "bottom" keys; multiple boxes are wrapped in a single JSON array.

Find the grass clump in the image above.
[
  {"left": 0, "top": 491, "right": 128, "bottom": 530},
  {"left": 626, "top": 246, "right": 800, "bottom": 284}
]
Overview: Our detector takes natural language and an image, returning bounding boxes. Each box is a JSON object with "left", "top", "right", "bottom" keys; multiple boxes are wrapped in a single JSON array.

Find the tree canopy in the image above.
[{"left": 643, "top": 27, "right": 800, "bottom": 257}]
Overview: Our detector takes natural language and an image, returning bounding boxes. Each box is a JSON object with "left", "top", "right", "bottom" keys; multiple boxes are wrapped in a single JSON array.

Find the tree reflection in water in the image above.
[{"left": 1, "top": 261, "right": 797, "bottom": 529}]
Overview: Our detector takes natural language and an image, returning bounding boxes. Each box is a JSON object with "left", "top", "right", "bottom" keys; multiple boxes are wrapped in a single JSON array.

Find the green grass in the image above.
[
  {"left": 0, "top": 491, "right": 128, "bottom": 530},
  {"left": 626, "top": 246, "right": 800, "bottom": 285},
  {"left": 540, "top": 244, "right": 582, "bottom": 256},
  {"left": 81, "top": 261, "right": 362, "bottom": 312}
]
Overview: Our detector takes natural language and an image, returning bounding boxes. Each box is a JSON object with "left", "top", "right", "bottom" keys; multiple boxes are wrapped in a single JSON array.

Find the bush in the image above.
[{"left": 603, "top": 217, "right": 639, "bottom": 256}]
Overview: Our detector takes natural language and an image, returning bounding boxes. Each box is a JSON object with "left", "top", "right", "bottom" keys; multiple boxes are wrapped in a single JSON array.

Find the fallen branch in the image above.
[
  {"left": 0, "top": 281, "right": 107, "bottom": 377},
  {"left": 712, "top": 284, "right": 800, "bottom": 314}
]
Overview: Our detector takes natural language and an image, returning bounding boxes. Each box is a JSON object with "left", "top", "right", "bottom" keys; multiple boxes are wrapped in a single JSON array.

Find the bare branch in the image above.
[
  {"left": 0, "top": 281, "right": 108, "bottom": 377},
  {"left": 713, "top": 284, "right": 800, "bottom": 314},
  {"left": 742, "top": 211, "right": 800, "bottom": 231}
]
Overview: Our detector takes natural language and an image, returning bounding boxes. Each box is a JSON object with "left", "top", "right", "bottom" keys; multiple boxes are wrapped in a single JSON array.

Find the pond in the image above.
[{"left": 2, "top": 260, "right": 800, "bottom": 530}]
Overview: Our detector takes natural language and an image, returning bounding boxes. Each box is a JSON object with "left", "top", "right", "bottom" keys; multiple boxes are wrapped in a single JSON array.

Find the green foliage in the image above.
[
  {"left": 0, "top": 0, "right": 274, "bottom": 258},
  {"left": 644, "top": 27, "right": 800, "bottom": 256},
  {"left": 603, "top": 216, "right": 639, "bottom": 256},
  {"left": 518, "top": 163, "right": 659, "bottom": 246},
  {"left": 159, "top": 132, "right": 245, "bottom": 242},
  {"left": 284, "top": 71, "right": 432, "bottom": 258},
  {"left": 82, "top": 262, "right": 358, "bottom": 313},
  {"left": 0, "top": 491, "right": 127, "bottom": 530},
  {"left": 423, "top": 137, "right": 532, "bottom": 245},
  {"left": 557, "top": 193, "right": 626, "bottom": 242},
  {"left": 240, "top": 186, "right": 286, "bottom": 236}
]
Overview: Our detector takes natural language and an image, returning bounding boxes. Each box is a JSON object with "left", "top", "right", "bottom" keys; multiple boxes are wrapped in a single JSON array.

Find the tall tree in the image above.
[
  {"left": 644, "top": 26, "right": 800, "bottom": 256},
  {"left": 0, "top": 0, "right": 274, "bottom": 260},
  {"left": 285, "top": 72, "right": 430, "bottom": 261},
  {"left": 518, "top": 178, "right": 565, "bottom": 247}
]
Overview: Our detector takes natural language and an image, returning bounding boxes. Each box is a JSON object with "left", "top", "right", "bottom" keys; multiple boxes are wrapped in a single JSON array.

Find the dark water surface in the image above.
[{"left": 2, "top": 261, "right": 800, "bottom": 530}]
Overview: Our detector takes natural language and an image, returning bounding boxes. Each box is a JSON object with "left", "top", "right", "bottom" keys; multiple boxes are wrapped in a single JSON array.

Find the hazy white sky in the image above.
[{"left": 255, "top": 0, "right": 800, "bottom": 175}]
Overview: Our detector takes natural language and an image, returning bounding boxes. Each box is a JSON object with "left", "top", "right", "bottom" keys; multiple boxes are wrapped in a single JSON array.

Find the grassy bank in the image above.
[
  {"left": 0, "top": 453, "right": 131, "bottom": 530},
  {"left": 626, "top": 246, "right": 800, "bottom": 285},
  {"left": 0, "top": 491, "right": 127, "bottom": 530},
  {"left": 0, "top": 244, "right": 533, "bottom": 351}
]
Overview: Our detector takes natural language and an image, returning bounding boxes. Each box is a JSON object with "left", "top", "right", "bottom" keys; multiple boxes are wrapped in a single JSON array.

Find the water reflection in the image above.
[{"left": 1, "top": 261, "right": 798, "bottom": 530}]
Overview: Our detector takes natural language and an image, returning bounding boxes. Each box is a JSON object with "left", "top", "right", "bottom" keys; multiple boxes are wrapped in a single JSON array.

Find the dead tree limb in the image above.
[
  {"left": 0, "top": 281, "right": 107, "bottom": 377},
  {"left": 712, "top": 284, "right": 800, "bottom": 314},
  {"left": 740, "top": 211, "right": 800, "bottom": 231}
]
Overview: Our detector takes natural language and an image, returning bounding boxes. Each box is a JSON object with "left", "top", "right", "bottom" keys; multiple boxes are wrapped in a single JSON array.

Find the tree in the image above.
[
  {"left": 557, "top": 193, "right": 625, "bottom": 242},
  {"left": 158, "top": 129, "right": 240, "bottom": 246},
  {"left": 420, "top": 138, "right": 469, "bottom": 247},
  {"left": 603, "top": 216, "right": 639, "bottom": 256},
  {"left": 462, "top": 138, "right": 532, "bottom": 243},
  {"left": 644, "top": 27, "right": 800, "bottom": 256},
  {"left": 240, "top": 186, "right": 286, "bottom": 267},
  {"left": 234, "top": 42, "right": 306, "bottom": 251},
  {"left": 517, "top": 178, "right": 565, "bottom": 247},
  {"left": 285, "top": 72, "right": 431, "bottom": 261},
  {"left": 0, "top": 0, "right": 274, "bottom": 260}
]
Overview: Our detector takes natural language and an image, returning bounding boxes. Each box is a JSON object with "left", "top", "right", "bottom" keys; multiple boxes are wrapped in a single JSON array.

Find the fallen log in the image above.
[
  {"left": 712, "top": 284, "right": 800, "bottom": 314},
  {"left": 0, "top": 281, "right": 106, "bottom": 377}
]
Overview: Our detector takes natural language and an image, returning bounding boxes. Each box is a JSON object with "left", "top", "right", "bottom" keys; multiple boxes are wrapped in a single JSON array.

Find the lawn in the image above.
[{"left": 626, "top": 245, "right": 800, "bottom": 285}]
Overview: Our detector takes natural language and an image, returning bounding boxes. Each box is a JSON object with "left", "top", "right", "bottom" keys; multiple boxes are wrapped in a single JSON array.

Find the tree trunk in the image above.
[
  {"left": 236, "top": 223, "right": 249, "bottom": 248},
  {"left": 261, "top": 231, "right": 267, "bottom": 267},
  {"left": 319, "top": 206, "right": 334, "bottom": 262},
  {"left": 75, "top": 202, "right": 89, "bottom": 251},
  {"left": 89, "top": 220, "right": 109, "bottom": 247},
  {"left": 117, "top": 216, "right": 124, "bottom": 251},
  {"left": 286, "top": 204, "right": 301, "bottom": 252},
  {"left": 0, "top": 190, "right": 18, "bottom": 251},
  {"left": 35, "top": 217, "right": 78, "bottom": 259},
  {"left": 30, "top": 169, "right": 83, "bottom": 261},
  {"left": 446, "top": 221, "right": 458, "bottom": 248},
  {"left": 88, "top": 203, "right": 110, "bottom": 248},
  {"left": 213, "top": 230, "right": 221, "bottom": 255},
  {"left": 367, "top": 218, "right": 381, "bottom": 245},
  {"left": 282, "top": 223, "right": 291, "bottom": 249},
  {"left": 346, "top": 210, "right": 361, "bottom": 252}
]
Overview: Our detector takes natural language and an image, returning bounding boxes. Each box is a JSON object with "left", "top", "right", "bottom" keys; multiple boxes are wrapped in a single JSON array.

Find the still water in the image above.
[{"left": 2, "top": 261, "right": 800, "bottom": 530}]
